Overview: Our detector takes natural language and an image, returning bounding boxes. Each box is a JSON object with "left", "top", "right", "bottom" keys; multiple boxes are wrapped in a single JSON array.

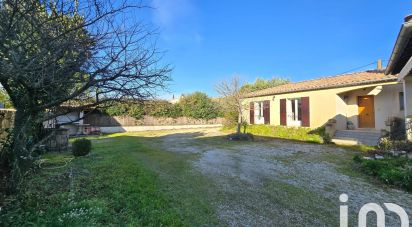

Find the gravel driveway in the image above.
[{"left": 149, "top": 128, "right": 412, "bottom": 226}]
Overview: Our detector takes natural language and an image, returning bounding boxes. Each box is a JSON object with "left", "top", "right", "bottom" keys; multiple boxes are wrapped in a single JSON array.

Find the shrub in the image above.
[
  {"left": 378, "top": 137, "right": 412, "bottom": 153},
  {"left": 128, "top": 105, "right": 145, "bottom": 119},
  {"left": 322, "top": 133, "right": 332, "bottom": 144},
  {"left": 378, "top": 168, "right": 403, "bottom": 184},
  {"left": 392, "top": 140, "right": 412, "bottom": 152},
  {"left": 105, "top": 102, "right": 144, "bottom": 120},
  {"left": 222, "top": 110, "right": 238, "bottom": 127},
  {"left": 389, "top": 117, "right": 406, "bottom": 140},
  {"left": 147, "top": 101, "right": 183, "bottom": 118},
  {"left": 179, "top": 92, "right": 220, "bottom": 120},
  {"left": 378, "top": 137, "right": 393, "bottom": 151},
  {"left": 354, "top": 156, "right": 412, "bottom": 192},
  {"left": 72, "top": 139, "right": 92, "bottom": 157},
  {"left": 105, "top": 102, "right": 129, "bottom": 116}
]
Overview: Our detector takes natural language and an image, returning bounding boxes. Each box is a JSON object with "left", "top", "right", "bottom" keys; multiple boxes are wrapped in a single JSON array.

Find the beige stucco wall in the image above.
[
  {"left": 338, "top": 84, "right": 404, "bottom": 131},
  {"left": 242, "top": 81, "right": 403, "bottom": 130}
]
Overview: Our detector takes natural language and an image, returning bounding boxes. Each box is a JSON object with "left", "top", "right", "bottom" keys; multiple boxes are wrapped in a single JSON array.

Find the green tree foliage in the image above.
[
  {"left": 0, "top": 88, "right": 12, "bottom": 108},
  {"left": 241, "top": 77, "right": 290, "bottom": 93},
  {"left": 104, "top": 96, "right": 222, "bottom": 120},
  {"left": 0, "top": 0, "right": 170, "bottom": 190},
  {"left": 146, "top": 101, "right": 183, "bottom": 118},
  {"left": 105, "top": 102, "right": 144, "bottom": 120},
  {"left": 179, "top": 92, "right": 220, "bottom": 120}
]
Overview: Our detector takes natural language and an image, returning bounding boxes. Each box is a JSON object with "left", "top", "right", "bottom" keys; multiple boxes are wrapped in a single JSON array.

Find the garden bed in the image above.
[{"left": 353, "top": 138, "right": 412, "bottom": 192}]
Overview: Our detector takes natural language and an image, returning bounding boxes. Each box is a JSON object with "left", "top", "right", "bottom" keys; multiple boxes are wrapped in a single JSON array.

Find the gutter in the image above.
[{"left": 385, "top": 18, "right": 412, "bottom": 75}]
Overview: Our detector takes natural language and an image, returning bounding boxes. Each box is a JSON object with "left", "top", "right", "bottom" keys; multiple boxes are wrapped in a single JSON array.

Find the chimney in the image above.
[
  {"left": 405, "top": 14, "right": 412, "bottom": 23},
  {"left": 377, "top": 59, "right": 382, "bottom": 70}
]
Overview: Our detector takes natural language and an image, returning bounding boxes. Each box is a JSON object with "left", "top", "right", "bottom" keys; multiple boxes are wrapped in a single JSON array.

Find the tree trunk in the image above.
[
  {"left": 237, "top": 112, "right": 242, "bottom": 134},
  {"left": 7, "top": 109, "right": 42, "bottom": 191}
]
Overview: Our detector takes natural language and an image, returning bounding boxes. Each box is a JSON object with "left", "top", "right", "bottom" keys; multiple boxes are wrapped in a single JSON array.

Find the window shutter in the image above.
[
  {"left": 280, "top": 99, "right": 286, "bottom": 126},
  {"left": 249, "top": 102, "right": 254, "bottom": 124},
  {"left": 301, "top": 97, "right": 310, "bottom": 127},
  {"left": 263, "top": 100, "right": 270, "bottom": 124}
]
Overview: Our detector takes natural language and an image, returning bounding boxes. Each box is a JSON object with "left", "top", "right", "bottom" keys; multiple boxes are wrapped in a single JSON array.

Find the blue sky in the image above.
[{"left": 148, "top": 0, "right": 412, "bottom": 98}]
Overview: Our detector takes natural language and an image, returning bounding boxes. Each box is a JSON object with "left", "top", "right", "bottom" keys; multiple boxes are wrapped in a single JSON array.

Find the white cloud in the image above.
[
  {"left": 151, "top": 0, "right": 202, "bottom": 43},
  {"left": 152, "top": 0, "right": 195, "bottom": 28}
]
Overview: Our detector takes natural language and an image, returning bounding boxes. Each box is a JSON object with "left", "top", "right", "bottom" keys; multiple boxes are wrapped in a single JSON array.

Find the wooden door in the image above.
[{"left": 358, "top": 96, "right": 375, "bottom": 128}]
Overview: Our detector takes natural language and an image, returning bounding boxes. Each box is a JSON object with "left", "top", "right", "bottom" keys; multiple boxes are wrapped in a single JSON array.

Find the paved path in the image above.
[{"left": 149, "top": 128, "right": 412, "bottom": 226}]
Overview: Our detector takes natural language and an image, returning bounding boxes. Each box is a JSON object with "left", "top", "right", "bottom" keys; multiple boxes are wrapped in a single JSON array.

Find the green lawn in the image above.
[
  {"left": 0, "top": 129, "right": 389, "bottom": 226},
  {"left": 0, "top": 134, "right": 217, "bottom": 226},
  {"left": 224, "top": 124, "right": 324, "bottom": 143}
]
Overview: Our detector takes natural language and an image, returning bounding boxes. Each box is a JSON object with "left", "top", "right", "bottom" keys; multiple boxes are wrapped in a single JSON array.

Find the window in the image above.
[
  {"left": 290, "top": 98, "right": 302, "bottom": 121},
  {"left": 400, "top": 92, "right": 404, "bottom": 111},
  {"left": 254, "top": 101, "right": 264, "bottom": 118}
]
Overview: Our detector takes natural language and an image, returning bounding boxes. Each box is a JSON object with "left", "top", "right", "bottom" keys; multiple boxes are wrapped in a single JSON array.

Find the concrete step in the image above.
[
  {"left": 331, "top": 138, "right": 359, "bottom": 146},
  {"left": 333, "top": 130, "right": 381, "bottom": 146}
]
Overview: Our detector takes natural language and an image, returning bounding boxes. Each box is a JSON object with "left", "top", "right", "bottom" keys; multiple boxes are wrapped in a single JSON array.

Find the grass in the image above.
[
  {"left": 353, "top": 155, "right": 412, "bottom": 192},
  {"left": 224, "top": 124, "right": 324, "bottom": 143},
  {"left": 0, "top": 134, "right": 218, "bottom": 226},
  {"left": 0, "top": 129, "right": 387, "bottom": 226}
]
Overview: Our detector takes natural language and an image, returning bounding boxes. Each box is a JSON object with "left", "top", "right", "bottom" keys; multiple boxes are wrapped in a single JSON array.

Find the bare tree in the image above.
[
  {"left": 215, "top": 76, "right": 247, "bottom": 134},
  {"left": 0, "top": 0, "right": 170, "bottom": 189}
]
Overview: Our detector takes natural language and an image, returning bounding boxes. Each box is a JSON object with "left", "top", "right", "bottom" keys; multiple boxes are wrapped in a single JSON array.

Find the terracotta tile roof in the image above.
[{"left": 243, "top": 71, "right": 398, "bottom": 98}]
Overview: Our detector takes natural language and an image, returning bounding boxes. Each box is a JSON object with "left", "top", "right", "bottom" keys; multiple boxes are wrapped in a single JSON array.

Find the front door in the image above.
[{"left": 358, "top": 96, "right": 375, "bottom": 128}]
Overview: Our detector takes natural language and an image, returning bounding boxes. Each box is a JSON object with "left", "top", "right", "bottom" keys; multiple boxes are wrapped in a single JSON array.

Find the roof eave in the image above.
[
  {"left": 385, "top": 22, "right": 412, "bottom": 75},
  {"left": 243, "top": 78, "right": 398, "bottom": 99}
]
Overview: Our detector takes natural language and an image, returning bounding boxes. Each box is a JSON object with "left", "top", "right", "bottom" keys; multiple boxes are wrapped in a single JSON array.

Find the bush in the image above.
[
  {"left": 354, "top": 156, "right": 412, "bottom": 192},
  {"left": 105, "top": 102, "right": 144, "bottom": 119},
  {"left": 222, "top": 110, "right": 238, "bottom": 127},
  {"left": 378, "top": 137, "right": 412, "bottom": 153},
  {"left": 390, "top": 117, "right": 406, "bottom": 140},
  {"left": 128, "top": 105, "right": 145, "bottom": 119},
  {"left": 179, "top": 92, "right": 220, "bottom": 120},
  {"left": 392, "top": 140, "right": 412, "bottom": 152},
  {"left": 147, "top": 101, "right": 183, "bottom": 118},
  {"left": 72, "top": 139, "right": 92, "bottom": 157},
  {"left": 378, "top": 137, "right": 393, "bottom": 151},
  {"left": 322, "top": 133, "right": 332, "bottom": 144}
]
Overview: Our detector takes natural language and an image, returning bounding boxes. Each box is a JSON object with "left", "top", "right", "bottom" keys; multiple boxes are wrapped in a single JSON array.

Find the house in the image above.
[
  {"left": 242, "top": 67, "right": 403, "bottom": 145},
  {"left": 45, "top": 106, "right": 100, "bottom": 136},
  {"left": 385, "top": 14, "right": 412, "bottom": 140}
]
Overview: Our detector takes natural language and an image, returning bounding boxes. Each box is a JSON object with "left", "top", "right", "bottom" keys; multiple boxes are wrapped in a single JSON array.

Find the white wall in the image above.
[{"left": 374, "top": 84, "right": 404, "bottom": 130}]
